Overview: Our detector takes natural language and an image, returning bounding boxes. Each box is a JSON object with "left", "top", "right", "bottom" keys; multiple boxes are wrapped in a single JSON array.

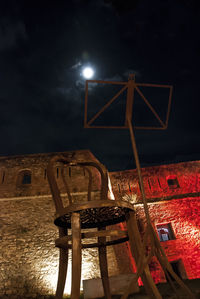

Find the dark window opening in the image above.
[
  {"left": 57, "top": 168, "right": 59, "bottom": 178},
  {"left": 166, "top": 260, "right": 183, "bottom": 281},
  {"left": 2, "top": 171, "right": 5, "bottom": 184},
  {"left": 17, "top": 170, "right": 32, "bottom": 187},
  {"left": 22, "top": 173, "right": 31, "bottom": 184},
  {"left": 44, "top": 169, "right": 47, "bottom": 179},
  {"left": 171, "top": 261, "right": 181, "bottom": 277},
  {"left": 147, "top": 179, "right": 151, "bottom": 190},
  {"left": 158, "top": 178, "right": 161, "bottom": 188},
  {"left": 167, "top": 175, "right": 179, "bottom": 189},
  {"left": 156, "top": 223, "right": 175, "bottom": 242},
  {"left": 69, "top": 167, "right": 71, "bottom": 177}
]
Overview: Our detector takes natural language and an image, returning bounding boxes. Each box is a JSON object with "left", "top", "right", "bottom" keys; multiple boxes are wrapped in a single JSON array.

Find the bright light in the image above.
[
  {"left": 108, "top": 175, "right": 115, "bottom": 200},
  {"left": 82, "top": 67, "right": 94, "bottom": 79}
]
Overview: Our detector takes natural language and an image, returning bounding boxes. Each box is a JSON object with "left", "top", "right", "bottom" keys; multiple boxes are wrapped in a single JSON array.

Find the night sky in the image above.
[{"left": 0, "top": 0, "right": 200, "bottom": 171}]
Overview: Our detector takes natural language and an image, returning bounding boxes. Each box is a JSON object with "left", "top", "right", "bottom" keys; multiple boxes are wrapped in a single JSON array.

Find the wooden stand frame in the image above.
[{"left": 84, "top": 75, "right": 195, "bottom": 299}]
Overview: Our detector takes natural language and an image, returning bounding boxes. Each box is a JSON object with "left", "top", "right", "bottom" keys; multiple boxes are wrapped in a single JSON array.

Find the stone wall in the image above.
[
  {"left": 0, "top": 196, "right": 57, "bottom": 298},
  {"left": 133, "top": 197, "right": 200, "bottom": 284},
  {"left": 110, "top": 161, "right": 200, "bottom": 285},
  {"left": 0, "top": 151, "right": 200, "bottom": 297},
  {"left": 110, "top": 161, "right": 200, "bottom": 203},
  {"left": 0, "top": 150, "right": 102, "bottom": 200},
  {"left": 0, "top": 150, "right": 119, "bottom": 298},
  {"left": 0, "top": 196, "right": 119, "bottom": 298}
]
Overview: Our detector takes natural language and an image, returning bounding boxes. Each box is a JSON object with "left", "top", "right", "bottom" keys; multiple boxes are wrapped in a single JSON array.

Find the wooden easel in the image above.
[{"left": 84, "top": 74, "right": 195, "bottom": 299}]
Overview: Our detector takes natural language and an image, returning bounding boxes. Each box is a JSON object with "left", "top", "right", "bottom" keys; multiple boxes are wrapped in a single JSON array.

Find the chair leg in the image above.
[
  {"left": 98, "top": 227, "right": 111, "bottom": 299},
  {"left": 71, "top": 212, "right": 82, "bottom": 299},
  {"left": 56, "top": 227, "right": 68, "bottom": 299},
  {"left": 125, "top": 211, "right": 162, "bottom": 299}
]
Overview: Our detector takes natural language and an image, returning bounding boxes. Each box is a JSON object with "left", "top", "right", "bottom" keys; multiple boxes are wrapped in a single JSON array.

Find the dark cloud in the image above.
[
  {"left": 0, "top": 0, "right": 199, "bottom": 170},
  {"left": 0, "top": 17, "right": 27, "bottom": 51}
]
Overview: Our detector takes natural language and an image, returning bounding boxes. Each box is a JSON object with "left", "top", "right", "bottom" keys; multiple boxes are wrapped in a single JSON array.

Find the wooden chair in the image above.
[{"left": 47, "top": 155, "right": 160, "bottom": 299}]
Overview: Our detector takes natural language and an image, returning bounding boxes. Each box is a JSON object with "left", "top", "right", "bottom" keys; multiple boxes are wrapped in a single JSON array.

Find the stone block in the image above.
[{"left": 83, "top": 273, "right": 139, "bottom": 299}]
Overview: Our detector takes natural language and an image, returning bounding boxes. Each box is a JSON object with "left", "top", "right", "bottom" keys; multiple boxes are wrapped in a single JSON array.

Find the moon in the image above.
[{"left": 82, "top": 67, "right": 94, "bottom": 79}]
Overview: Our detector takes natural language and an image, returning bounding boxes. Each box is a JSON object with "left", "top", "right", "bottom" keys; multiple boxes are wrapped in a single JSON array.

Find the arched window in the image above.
[{"left": 17, "top": 170, "right": 32, "bottom": 187}]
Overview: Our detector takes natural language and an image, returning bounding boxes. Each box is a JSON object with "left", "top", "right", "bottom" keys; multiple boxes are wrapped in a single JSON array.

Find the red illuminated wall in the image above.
[
  {"left": 110, "top": 161, "right": 200, "bottom": 283},
  {"left": 136, "top": 197, "right": 200, "bottom": 283}
]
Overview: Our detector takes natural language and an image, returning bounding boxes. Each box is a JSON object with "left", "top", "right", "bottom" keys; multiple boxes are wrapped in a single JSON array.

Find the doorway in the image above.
[{"left": 166, "top": 260, "right": 184, "bottom": 281}]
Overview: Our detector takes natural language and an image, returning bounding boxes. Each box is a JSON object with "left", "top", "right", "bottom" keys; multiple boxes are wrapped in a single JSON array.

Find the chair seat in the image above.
[{"left": 54, "top": 199, "right": 135, "bottom": 228}]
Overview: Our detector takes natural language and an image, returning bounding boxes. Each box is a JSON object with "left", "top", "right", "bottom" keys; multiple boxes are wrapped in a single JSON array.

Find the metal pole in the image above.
[
  {"left": 125, "top": 74, "right": 135, "bottom": 127},
  {"left": 125, "top": 74, "right": 151, "bottom": 224},
  {"left": 127, "top": 117, "right": 151, "bottom": 225}
]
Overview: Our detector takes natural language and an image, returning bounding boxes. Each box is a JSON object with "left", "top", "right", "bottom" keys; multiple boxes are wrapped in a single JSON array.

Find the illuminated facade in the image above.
[
  {"left": 0, "top": 150, "right": 200, "bottom": 297},
  {"left": 110, "top": 160, "right": 200, "bottom": 284},
  {"left": 0, "top": 150, "right": 119, "bottom": 298}
]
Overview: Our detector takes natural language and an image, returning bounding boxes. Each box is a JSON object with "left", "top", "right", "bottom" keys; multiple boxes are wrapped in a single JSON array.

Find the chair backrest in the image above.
[{"left": 47, "top": 155, "right": 109, "bottom": 215}]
